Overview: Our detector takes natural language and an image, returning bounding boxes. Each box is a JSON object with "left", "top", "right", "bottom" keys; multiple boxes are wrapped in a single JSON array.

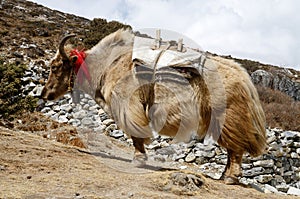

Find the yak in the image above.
[{"left": 41, "top": 29, "right": 267, "bottom": 185}]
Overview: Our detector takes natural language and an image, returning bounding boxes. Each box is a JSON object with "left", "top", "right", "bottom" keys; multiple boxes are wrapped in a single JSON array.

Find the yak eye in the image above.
[{"left": 51, "top": 66, "right": 59, "bottom": 72}]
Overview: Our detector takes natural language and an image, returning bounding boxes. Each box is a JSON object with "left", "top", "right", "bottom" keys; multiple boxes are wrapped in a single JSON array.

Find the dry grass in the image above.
[{"left": 256, "top": 86, "right": 300, "bottom": 131}]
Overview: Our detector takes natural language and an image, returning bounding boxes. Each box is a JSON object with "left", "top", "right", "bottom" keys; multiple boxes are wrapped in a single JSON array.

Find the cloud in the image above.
[{"left": 30, "top": 0, "right": 300, "bottom": 70}]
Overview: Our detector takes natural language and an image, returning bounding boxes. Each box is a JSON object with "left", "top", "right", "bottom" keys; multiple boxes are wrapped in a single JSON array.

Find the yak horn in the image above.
[{"left": 59, "top": 34, "right": 76, "bottom": 61}]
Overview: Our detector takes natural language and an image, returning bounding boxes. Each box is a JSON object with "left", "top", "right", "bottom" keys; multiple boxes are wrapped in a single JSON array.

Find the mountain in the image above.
[{"left": 0, "top": 0, "right": 299, "bottom": 130}]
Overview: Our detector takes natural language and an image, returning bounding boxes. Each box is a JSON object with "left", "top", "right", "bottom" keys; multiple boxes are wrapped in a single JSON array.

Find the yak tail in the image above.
[{"left": 218, "top": 81, "right": 267, "bottom": 157}]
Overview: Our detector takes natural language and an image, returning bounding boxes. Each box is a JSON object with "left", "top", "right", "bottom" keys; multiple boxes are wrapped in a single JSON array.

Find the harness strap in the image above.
[{"left": 151, "top": 42, "right": 172, "bottom": 82}]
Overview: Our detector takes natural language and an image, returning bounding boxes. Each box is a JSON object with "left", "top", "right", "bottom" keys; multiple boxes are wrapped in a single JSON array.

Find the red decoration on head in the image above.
[{"left": 70, "top": 49, "right": 91, "bottom": 84}]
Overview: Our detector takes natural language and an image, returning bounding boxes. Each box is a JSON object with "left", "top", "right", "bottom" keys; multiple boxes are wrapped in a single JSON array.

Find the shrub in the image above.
[
  {"left": 83, "top": 18, "right": 131, "bottom": 49},
  {"left": 256, "top": 86, "right": 300, "bottom": 131},
  {"left": 0, "top": 59, "right": 37, "bottom": 119}
]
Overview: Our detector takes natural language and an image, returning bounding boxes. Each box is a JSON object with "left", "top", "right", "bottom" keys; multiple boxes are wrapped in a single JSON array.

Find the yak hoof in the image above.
[
  {"left": 223, "top": 176, "right": 239, "bottom": 185},
  {"left": 132, "top": 153, "right": 148, "bottom": 166}
]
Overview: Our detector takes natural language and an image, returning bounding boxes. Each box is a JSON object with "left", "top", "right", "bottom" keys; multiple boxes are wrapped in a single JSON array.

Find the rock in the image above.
[
  {"left": 88, "top": 105, "right": 99, "bottom": 112},
  {"left": 281, "top": 139, "right": 293, "bottom": 147},
  {"left": 195, "top": 156, "right": 208, "bottom": 165},
  {"left": 214, "top": 156, "right": 227, "bottom": 165},
  {"left": 27, "top": 81, "right": 36, "bottom": 88},
  {"left": 102, "top": 119, "right": 114, "bottom": 126},
  {"left": 100, "top": 114, "right": 110, "bottom": 121},
  {"left": 28, "top": 85, "right": 43, "bottom": 97},
  {"left": 242, "top": 163, "right": 253, "bottom": 170},
  {"left": 0, "top": 165, "right": 5, "bottom": 171},
  {"left": 58, "top": 115, "right": 68, "bottom": 123},
  {"left": 41, "top": 107, "right": 51, "bottom": 113},
  {"left": 73, "top": 110, "right": 86, "bottom": 119},
  {"left": 168, "top": 172, "right": 204, "bottom": 191},
  {"left": 283, "top": 131, "right": 299, "bottom": 139},
  {"left": 269, "top": 142, "right": 282, "bottom": 151},
  {"left": 53, "top": 105, "right": 61, "bottom": 112},
  {"left": 50, "top": 113, "right": 59, "bottom": 121},
  {"left": 287, "top": 187, "right": 300, "bottom": 196},
  {"left": 283, "top": 171, "right": 294, "bottom": 183},
  {"left": 255, "top": 174, "right": 273, "bottom": 183},
  {"left": 81, "top": 118, "right": 93, "bottom": 126},
  {"left": 98, "top": 109, "right": 106, "bottom": 115},
  {"left": 194, "top": 150, "right": 215, "bottom": 158},
  {"left": 297, "top": 148, "right": 300, "bottom": 154},
  {"left": 251, "top": 70, "right": 273, "bottom": 87},
  {"left": 105, "top": 124, "right": 118, "bottom": 132},
  {"left": 88, "top": 100, "right": 97, "bottom": 106},
  {"left": 251, "top": 69, "right": 300, "bottom": 100},
  {"left": 156, "top": 146, "right": 176, "bottom": 156},
  {"left": 153, "top": 154, "right": 167, "bottom": 162},
  {"left": 160, "top": 141, "right": 169, "bottom": 148},
  {"left": 68, "top": 119, "right": 81, "bottom": 127},
  {"left": 81, "top": 98, "right": 88, "bottom": 103},
  {"left": 253, "top": 160, "right": 274, "bottom": 168},
  {"left": 109, "top": 130, "right": 124, "bottom": 139},
  {"left": 198, "top": 163, "right": 224, "bottom": 180},
  {"left": 147, "top": 140, "right": 160, "bottom": 150},
  {"left": 243, "top": 167, "right": 264, "bottom": 177},
  {"left": 293, "top": 142, "right": 300, "bottom": 148},
  {"left": 264, "top": 184, "right": 278, "bottom": 193},
  {"left": 267, "top": 134, "right": 277, "bottom": 144},
  {"left": 247, "top": 183, "right": 264, "bottom": 193},
  {"left": 93, "top": 125, "right": 106, "bottom": 132},
  {"left": 174, "top": 154, "right": 186, "bottom": 161},
  {"left": 274, "top": 175, "right": 285, "bottom": 184},
  {"left": 185, "top": 152, "right": 196, "bottom": 163},
  {"left": 195, "top": 143, "right": 216, "bottom": 151},
  {"left": 60, "top": 104, "right": 73, "bottom": 113},
  {"left": 44, "top": 110, "right": 56, "bottom": 117},
  {"left": 291, "top": 152, "right": 299, "bottom": 159},
  {"left": 295, "top": 181, "right": 300, "bottom": 189},
  {"left": 82, "top": 104, "right": 89, "bottom": 110},
  {"left": 276, "top": 184, "right": 290, "bottom": 193},
  {"left": 45, "top": 101, "right": 55, "bottom": 107}
]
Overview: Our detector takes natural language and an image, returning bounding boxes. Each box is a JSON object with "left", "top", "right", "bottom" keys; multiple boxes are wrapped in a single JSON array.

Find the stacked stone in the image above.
[
  {"left": 21, "top": 60, "right": 46, "bottom": 98},
  {"left": 41, "top": 93, "right": 103, "bottom": 131},
  {"left": 148, "top": 129, "right": 300, "bottom": 195}
]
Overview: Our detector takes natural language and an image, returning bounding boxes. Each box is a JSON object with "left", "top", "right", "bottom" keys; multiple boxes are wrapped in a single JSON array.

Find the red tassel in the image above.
[{"left": 70, "top": 49, "right": 91, "bottom": 84}]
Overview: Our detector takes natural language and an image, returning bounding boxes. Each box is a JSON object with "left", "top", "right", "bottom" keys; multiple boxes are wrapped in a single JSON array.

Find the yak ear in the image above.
[{"left": 70, "top": 55, "right": 78, "bottom": 64}]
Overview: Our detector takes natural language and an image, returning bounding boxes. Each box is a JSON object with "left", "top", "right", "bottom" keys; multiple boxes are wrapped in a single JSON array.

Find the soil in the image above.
[{"left": 0, "top": 120, "right": 299, "bottom": 199}]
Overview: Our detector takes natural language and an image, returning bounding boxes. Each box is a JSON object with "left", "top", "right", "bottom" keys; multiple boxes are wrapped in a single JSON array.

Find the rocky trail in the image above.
[{"left": 1, "top": 125, "right": 299, "bottom": 199}]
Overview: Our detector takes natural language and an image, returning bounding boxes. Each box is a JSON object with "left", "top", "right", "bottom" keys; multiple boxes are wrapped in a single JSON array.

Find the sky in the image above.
[{"left": 29, "top": 0, "right": 300, "bottom": 70}]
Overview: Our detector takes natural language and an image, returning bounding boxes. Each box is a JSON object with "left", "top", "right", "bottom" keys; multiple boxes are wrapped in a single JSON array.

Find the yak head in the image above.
[{"left": 41, "top": 34, "right": 78, "bottom": 101}]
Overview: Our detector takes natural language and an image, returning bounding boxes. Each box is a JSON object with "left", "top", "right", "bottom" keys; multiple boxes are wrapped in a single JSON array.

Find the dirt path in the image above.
[{"left": 0, "top": 127, "right": 298, "bottom": 199}]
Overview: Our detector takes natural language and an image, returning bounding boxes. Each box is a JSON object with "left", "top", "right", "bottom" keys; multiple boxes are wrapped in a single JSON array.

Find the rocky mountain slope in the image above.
[{"left": 1, "top": 0, "right": 299, "bottom": 100}]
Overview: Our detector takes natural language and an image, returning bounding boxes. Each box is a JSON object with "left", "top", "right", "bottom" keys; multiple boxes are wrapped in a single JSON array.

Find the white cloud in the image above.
[{"left": 29, "top": 0, "right": 300, "bottom": 70}]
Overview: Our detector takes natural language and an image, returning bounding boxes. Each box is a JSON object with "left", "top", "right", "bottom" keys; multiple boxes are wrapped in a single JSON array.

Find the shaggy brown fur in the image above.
[{"left": 42, "top": 29, "right": 267, "bottom": 184}]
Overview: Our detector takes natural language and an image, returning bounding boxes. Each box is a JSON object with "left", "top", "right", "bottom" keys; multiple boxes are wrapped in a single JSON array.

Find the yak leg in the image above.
[
  {"left": 131, "top": 136, "right": 147, "bottom": 165},
  {"left": 222, "top": 149, "right": 243, "bottom": 184}
]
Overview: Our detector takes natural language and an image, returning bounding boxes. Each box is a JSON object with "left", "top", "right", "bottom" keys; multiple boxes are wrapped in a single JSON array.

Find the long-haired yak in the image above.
[{"left": 41, "top": 29, "right": 267, "bottom": 184}]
